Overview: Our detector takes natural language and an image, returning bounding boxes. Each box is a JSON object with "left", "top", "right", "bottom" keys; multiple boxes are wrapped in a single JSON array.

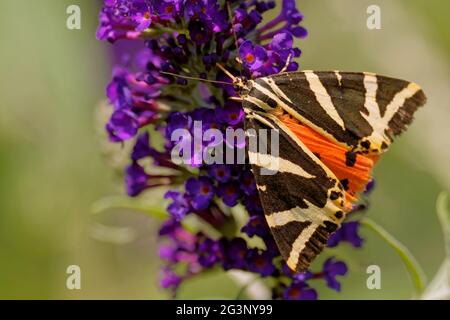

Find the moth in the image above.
[
  {"left": 218, "top": 66, "right": 427, "bottom": 272},
  {"left": 164, "top": 67, "right": 427, "bottom": 272}
]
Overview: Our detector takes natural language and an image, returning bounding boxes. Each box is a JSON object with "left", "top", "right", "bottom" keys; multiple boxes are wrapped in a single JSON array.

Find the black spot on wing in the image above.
[
  {"left": 345, "top": 151, "right": 357, "bottom": 167},
  {"left": 360, "top": 140, "right": 371, "bottom": 149},
  {"left": 340, "top": 178, "right": 350, "bottom": 191},
  {"left": 330, "top": 191, "right": 342, "bottom": 200}
]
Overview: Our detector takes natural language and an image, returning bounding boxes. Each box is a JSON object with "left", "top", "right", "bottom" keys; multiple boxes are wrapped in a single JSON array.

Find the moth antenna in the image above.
[
  {"left": 216, "top": 63, "right": 238, "bottom": 83},
  {"left": 279, "top": 53, "right": 293, "bottom": 74},
  {"left": 160, "top": 71, "right": 234, "bottom": 86}
]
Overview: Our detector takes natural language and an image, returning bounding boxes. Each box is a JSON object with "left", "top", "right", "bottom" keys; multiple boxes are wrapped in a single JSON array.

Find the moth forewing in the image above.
[
  {"left": 240, "top": 70, "right": 426, "bottom": 272},
  {"left": 242, "top": 72, "right": 426, "bottom": 156},
  {"left": 244, "top": 111, "right": 347, "bottom": 272}
]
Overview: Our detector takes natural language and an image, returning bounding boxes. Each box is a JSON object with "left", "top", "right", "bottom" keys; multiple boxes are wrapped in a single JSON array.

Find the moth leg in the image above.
[{"left": 279, "top": 53, "right": 292, "bottom": 74}]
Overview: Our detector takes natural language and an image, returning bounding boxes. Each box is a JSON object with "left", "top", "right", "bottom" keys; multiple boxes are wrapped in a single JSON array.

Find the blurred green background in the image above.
[{"left": 0, "top": 0, "right": 449, "bottom": 299}]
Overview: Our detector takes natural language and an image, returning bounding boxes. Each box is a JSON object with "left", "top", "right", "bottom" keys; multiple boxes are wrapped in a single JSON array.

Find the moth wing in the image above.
[
  {"left": 245, "top": 112, "right": 347, "bottom": 272},
  {"left": 248, "top": 71, "right": 426, "bottom": 154}
]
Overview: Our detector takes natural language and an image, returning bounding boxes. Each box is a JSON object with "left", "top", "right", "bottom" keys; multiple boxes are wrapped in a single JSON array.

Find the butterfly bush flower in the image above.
[{"left": 97, "top": 0, "right": 368, "bottom": 299}]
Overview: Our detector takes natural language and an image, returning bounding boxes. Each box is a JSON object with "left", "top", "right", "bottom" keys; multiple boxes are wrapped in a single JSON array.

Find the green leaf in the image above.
[
  {"left": 361, "top": 218, "right": 427, "bottom": 298},
  {"left": 436, "top": 192, "right": 450, "bottom": 258},
  {"left": 91, "top": 195, "right": 168, "bottom": 219},
  {"left": 421, "top": 192, "right": 450, "bottom": 300}
]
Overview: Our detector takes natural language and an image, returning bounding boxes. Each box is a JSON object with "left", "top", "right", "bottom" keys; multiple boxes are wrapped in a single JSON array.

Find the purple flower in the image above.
[
  {"left": 165, "top": 190, "right": 190, "bottom": 221},
  {"left": 258, "top": 0, "right": 308, "bottom": 40},
  {"left": 134, "top": 11, "right": 152, "bottom": 32},
  {"left": 107, "top": 67, "right": 133, "bottom": 108},
  {"left": 125, "top": 162, "right": 148, "bottom": 196},
  {"left": 131, "top": 132, "right": 155, "bottom": 161},
  {"left": 271, "top": 31, "right": 294, "bottom": 52},
  {"left": 247, "top": 249, "right": 276, "bottom": 276},
  {"left": 185, "top": 0, "right": 228, "bottom": 33},
  {"left": 185, "top": 0, "right": 205, "bottom": 17},
  {"left": 208, "top": 164, "right": 231, "bottom": 183},
  {"left": 215, "top": 102, "right": 244, "bottom": 126},
  {"left": 188, "top": 19, "right": 212, "bottom": 45},
  {"left": 239, "top": 40, "right": 267, "bottom": 71},
  {"left": 244, "top": 193, "right": 264, "bottom": 216},
  {"left": 155, "top": 0, "right": 182, "bottom": 20},
  {"left": 166, "top": 112, "right": 193, "bottom": 138},
  {"left": 197, "top": 236, "right": 222, "bottom": 268},
  {"left": 365, "top": 179, "right": 376, "bottom": 194},
  {"left": 97, "top": 0, "right": 153, "bottom": 42},
  {"left": 240, "top": 170, "right": 257, "bottom": 195},
  {"left": 283, "top": 282, "right": 317, "bottom": 300},
  {"left": 217, "top": 182, "right": 240, "bottom": 207},
  {"left": 281, "top": 263, "right": 313, "bottom": 282},
  {"left": 158, "top": 218, "right": 180, "bottom": 236},
  {"left": 327, "top": 221, "right": 364, "bottom": 248},
  {"left": 107, "top": 109, "right": 139, "bottom": 142},
  {"left": 185, "top": 177, "right": 215, "bottom": 210},
  {"left": 221, "top": 238, "right": 248, "bottom": 270},
  {"left": 322, "top": 258, "right": 348, "bottom": 292},
  {"left": 241, "top": 215, "right": 269, "bottom": 238},
  {"left": 160, "top": 267, "right": 182, "bottom": 289},
  {"left": 232, "top": 8, "right": 262, "bottom": 36},
  {"left": 158, "top": 245, "right": 177, "bottom": 262}
]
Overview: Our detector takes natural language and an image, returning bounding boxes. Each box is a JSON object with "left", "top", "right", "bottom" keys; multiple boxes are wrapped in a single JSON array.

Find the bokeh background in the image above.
[{"left": 0, "top": 0, "right": 449, "bottom": 299}]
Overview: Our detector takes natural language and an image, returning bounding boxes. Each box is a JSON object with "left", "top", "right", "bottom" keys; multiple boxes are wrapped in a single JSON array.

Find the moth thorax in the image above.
[{"left": 235, "top": 78, "right": 251, "bottom": 97}]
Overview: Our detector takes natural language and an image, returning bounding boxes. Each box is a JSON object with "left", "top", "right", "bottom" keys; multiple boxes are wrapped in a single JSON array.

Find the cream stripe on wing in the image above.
[
  {"left": 362, "top": 73, "right": 382, "bottom": 130},
  {"left": 361, "top": 73, "right": 391, "bottom": 151},
  {"left": 304, "top": 72, "right": 346, "bottom": 130},
  {"left": 243, "top": 95, "right": 272, "bottom": 111},
  {"left": 256, "top": 184, "right": 266, "bottom": 192},
  {"left": 262, "top": 77, "right": 292, "bottom": 103},
  {"left": 265, "top": 196, "right": 343, "bottom": 230},
  {"left": 334, "top": 70, "right": 342, "bottom": 86},
  {"left": 247, "top": 151, "right": 315, "bottom": 178},
  {"left": 266, "top": 206, "right": 332, "bottom": 228},
  {"left": 362, "top": 74, "right": 421, "bottom": 147},
  {"left": 287, "top": 224, "right": 317, "bottom": 270},
  {"left": 383, "top": 82, "right": 421, "bottom": 123},
  {"left": 249, "top": 81, "right": 352, "bottom": 150}
]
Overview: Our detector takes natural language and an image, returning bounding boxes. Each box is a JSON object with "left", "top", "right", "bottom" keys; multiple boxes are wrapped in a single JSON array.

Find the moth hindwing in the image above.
[{"left": 241, "top": 71, "right": 426, "bottom": 272}]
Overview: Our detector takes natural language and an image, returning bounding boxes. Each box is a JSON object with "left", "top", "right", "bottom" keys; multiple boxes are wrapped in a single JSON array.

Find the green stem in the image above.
[
  {"left": 436, "top": 192, "right": 450, "bottom": 258},
  {"left": 361, "top": 218, "right": 427, "bottom": 298},
  {"left": 91, "top": 195, "right": 168, "bottom": 219}
]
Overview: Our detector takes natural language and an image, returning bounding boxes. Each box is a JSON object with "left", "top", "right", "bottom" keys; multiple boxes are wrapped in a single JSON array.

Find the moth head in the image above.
[{"left": 233, "top": 77, "right": 251, "bottom": 96}]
